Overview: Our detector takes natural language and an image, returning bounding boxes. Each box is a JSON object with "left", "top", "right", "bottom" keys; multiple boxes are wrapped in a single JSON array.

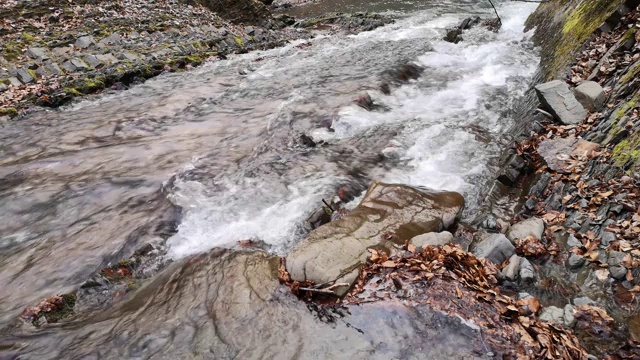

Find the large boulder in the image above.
[
  {"left": 535, "top": 80, "right": 587, "bottom": 125},
  {"left": 286, "top": 182, "right": 464, "bottom": 287}
]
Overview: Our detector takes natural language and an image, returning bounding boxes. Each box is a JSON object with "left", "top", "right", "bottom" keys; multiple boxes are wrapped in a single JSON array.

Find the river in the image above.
[{"left": 0, "top": 0, "right": 539, "bottom": 358}]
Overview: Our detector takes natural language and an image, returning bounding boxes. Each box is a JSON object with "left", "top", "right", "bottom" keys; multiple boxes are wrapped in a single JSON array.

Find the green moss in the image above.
[
  {"left": 2, "top": 42, "right": 22, "bottom": 61},
  {"left": 20, "top": 32, "right": 36, "bottom": 44},
  {"left": 612, "top": 132, "right": 640, "bottom": 169},
  {"left": 606, "top": 93, "right": 639, "bottom": 140},
  {"left": 27, "top": 69, "right": 37, "bottom": 80},
  {"left": 233, "top": 36, "right": 245, "bottom": 46},
  {"left": 0, "top": 107, "right": 18, "bottom": 117},
  {"left": 620, "top": 60, "right": 640, "bottom": 86},
  {"left": 1, "top": 79, "right": 10, "bottom": 85},
  {"left": 63, "top": 87, "right": 82, "bottom": 96},
  {"left": 528, "top": 0, "right": 623, "bottom": 80}
]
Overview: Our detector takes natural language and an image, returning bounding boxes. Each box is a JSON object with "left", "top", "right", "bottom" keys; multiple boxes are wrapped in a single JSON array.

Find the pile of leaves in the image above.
[
  {"left": 278, "top": 243, "right": 588, "bottom": 359},
  {"left": 343, "top": 245, "right": 588, "bottom": 359}
]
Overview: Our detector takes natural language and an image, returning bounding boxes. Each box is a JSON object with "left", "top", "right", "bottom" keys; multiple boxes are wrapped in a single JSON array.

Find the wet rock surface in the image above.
[{"left": 286, "top": 182, "right": 464, "bottom": 287}]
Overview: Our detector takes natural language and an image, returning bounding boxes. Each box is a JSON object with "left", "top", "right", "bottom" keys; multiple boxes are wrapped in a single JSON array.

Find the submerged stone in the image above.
[{"left": 286, "top": 182, "right": 464, "bottom": 287}]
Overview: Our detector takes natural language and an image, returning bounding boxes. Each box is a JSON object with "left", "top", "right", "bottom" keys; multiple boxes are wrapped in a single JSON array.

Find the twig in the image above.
[
  {"left": 535, "top": 108, "right": 554, "bottom": 119},
  {"left": 487, "top": 0, "right": 502, "bottom": 25},
  {"left": 298, "top": 287, "right": 338, "bottom": 295},
  {"left": 322, "top": 198, "right": 334, "bottom": 213},
  {"left": 325, "top": 282, "right": 350, "bottom": 291}
]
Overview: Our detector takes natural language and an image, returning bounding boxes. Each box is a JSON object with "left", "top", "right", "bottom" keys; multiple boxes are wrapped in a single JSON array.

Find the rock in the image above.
[
  {"left": 472, "top": 234, "right": 516, "bottom": 264},
  {"left": 539, "top": 306, "right": 565, "bottom": 324},
  {"left": 601, "top": 231, "right": 616, "bottom": 247},
  {"left": 61, "top": 60, "right": 77, "bottom": 72},
  {"left": 566, "top": 234, "right": 582, "bottom": 249},
  {"left": 0, "top": 83, "right": 7, "bottom": 93},
  {"left": 75, "top": 35, "right": 97, "bottom": 49},
  {"left": 535, "top": 80, "right": 587, "bottom": 125},
  {"left": 83, "top": 55, "right": 103, "bottom": 69},
  {"left": 608, "top": 251, "right": 626, "bottom": 267},
  {"left": 537, "top": 136, "right": 599, "bottom": 174},
  {"left": 563, "top": 304, "right": 576, "bottom": 327},
  {"left": 95, "top": 54, "right": 119, "bottom": 65},
  {"left": 573, "top": 296, "right": 596, "bottom": 306},
  {"left": 16, "top": 68, "right": 34, "bottom": 84},
  {"left": 99, "top": 33, "right": 122, "bottom": 45},
  {"left": 26, "top": 47, "right": 49, "bottom": 61},
  {"left": 410, "top": 231, "right": 454, "bottom": 248},
  {"left": 506, "top": 217, "right": 544, "bottom": 243},
  {"left": 519, "top": 258, "right": 535, "bottom": 283},
  {"left": 8, "top": 77, "right": 21, "bottom": 87},
  {"left": 286, "top": 182, "right": 464, "bottom": 286},
  {"left": 609, "top": 266, "right": 627, "bottom": 280},
  {"left": 70, "top": 58, "right": 89, "bottom": 70},
  {"left": 459, "top": 16, "right": 481, "bottom": 30},
  {"left": 444, "top": 28, "right": 462, "bottom": 43},
  {"left": 117, "top": 52, "right": 140, "bottom": 62},
  {"left": 574, "top": 81, "right": 605, "bottom": 112},
  {"left": 566, "top": 253, "right": 585, "bottom": 269},
  {"left": 501, "top": 255, "right": 523, "bottom": 281}
]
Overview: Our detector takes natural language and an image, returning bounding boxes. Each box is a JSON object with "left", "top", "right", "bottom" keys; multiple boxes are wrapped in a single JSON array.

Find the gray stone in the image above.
[
  {"left": 26, "top": 47, "right": 49, "bottom": 61},
  {"left": 610, "top": 266, "right": 627, "bottom": 280},
  {"left": 46, "top": 62, "right": 63, "bottom": 76},
  {"left": 537, "top": 137, "right": 599, "bottom": 174},
  {"left": 151, "top": 49, "right": 171, "bottom": 59},
  {"left": 35, "top": 66, "right": 50, "bottom": 78},
  {"left": 608, "top": 251, "right": 626, "bottom": 266},
  {"left": 572, "top": 296, "right": 596, "bottom": 306},
  {"left": 472, "top": 234, "right": 515, "bottom": 264},
  {"left": 117, "top": 52, "right": 140, "bottom": 62},
  {"left": 75, "top": 35, "right": 96, "bottom": 49},
  {"left": 535, "top": 80, "right": 587, "bottom": 125},
  {"left": 566, "top": 234, "right": 582, "bottom": 249},
  {"left": 519, "top": 258, "right": 535, "bottom": 283},
  {"left": 99, "top": 33, "right": 122, "bottom": 45},
  {"left": 70, "top": 58, "right": 89, "bottom": 69},
  {"left": 286, "top": 182, "right": 465, "bottom": 286},
  {"left": 61, "top": 60, "right": 77, "bottom": 72},
  {"left": 95, "top": 54, "right": 119, "bottom": 64},
  {"left": 501, "top": 254, "right": 523, "bottom": 281},
  {"left": 539, "top": 306, "right": 565, "bottom": 324},
  {"left": 16, "top": 68, "right": 34, "bottom": 84},
  {"left": 601, "top": 231, "right": 617, "bottom": 247},
  {"left": 410, "top": 231, "right": 454, "bottom": 248},
  {"left": 8, "top": 77, "right": 21, "bottom": 87},
  {"left": 52, "top": 46, "right": 72, "bottom": 56},
  {"left": 0, "top": 83, "right": 7, "bottom": 93},
  {"left": 83, "top": 55, "right": 102, "bottom": 69},
  {"left": 518, "top": 292, "right": 533, "bottom": 300},
  {"left": 506, "top": 217, "right": 544, "bottom": 243},
  {"left": 563, "top": 304, "right": 576, "bottom": 327},
  {"left": 574, "top": 81, "right": 605, "bottom": 112},
  {"left": 566, "top": 253, "right": 585, "bottom": 269}
]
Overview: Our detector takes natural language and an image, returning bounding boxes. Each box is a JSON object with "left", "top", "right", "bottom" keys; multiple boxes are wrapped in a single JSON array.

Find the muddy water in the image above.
[{"left": 0, "top": 0, "right": 539, "bottom": 358}]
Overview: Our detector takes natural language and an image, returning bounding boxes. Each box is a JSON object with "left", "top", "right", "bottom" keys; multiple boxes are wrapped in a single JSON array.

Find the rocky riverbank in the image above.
[
  {"left": 0, "top": 0, "right": 390, "bottom": 119},
  {"left": 6, "top": 0, "right": 640, "bottom": 358}
]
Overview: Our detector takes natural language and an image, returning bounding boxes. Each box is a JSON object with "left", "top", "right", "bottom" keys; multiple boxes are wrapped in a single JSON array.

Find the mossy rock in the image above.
[{"left": 526, "top": 0, "right": 624, "bottom": 81}]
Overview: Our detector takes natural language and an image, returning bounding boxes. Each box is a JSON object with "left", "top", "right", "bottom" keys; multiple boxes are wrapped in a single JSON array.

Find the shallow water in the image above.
[{"left": 0, "top": 0, "right": 539, "bottom": 357}]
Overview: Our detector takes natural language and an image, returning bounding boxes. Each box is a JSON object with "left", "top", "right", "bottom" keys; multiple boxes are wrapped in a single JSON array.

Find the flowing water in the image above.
[{"left": 0, "top": 0, "right": 539, "bottom": 358}]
